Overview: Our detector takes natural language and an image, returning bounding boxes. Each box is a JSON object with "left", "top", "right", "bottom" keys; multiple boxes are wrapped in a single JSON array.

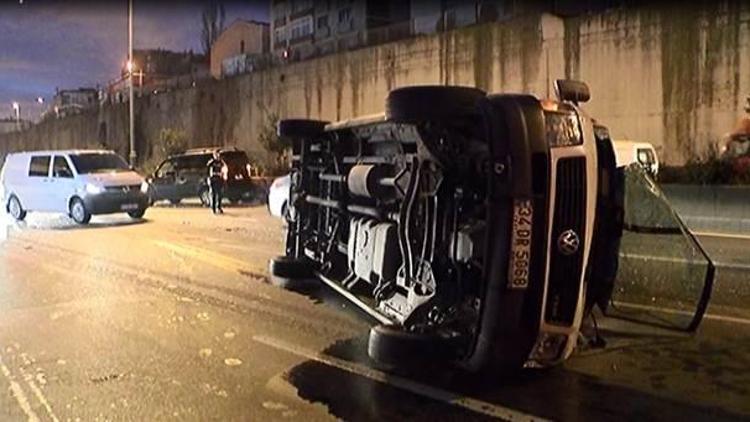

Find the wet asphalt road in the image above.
[{"left": 0, "top": 204, "right": 749, "bottom": 421}]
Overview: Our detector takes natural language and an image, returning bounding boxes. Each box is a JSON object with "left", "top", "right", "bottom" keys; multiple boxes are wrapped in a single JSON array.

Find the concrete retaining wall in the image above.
[
  {"left": 1, "top": 2, "right": 750, "bottom": 169},
  {"left": 661, "top": 184, "right": 750, "bottom": 234}
]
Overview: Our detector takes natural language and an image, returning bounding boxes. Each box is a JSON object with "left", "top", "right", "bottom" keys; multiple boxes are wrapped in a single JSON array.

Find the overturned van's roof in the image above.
[{"left": 6, "top": 149, "right": 116, "bottom": 156}]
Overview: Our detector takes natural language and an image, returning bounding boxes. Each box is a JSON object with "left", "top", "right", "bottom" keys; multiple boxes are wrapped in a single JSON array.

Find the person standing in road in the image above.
[{"left": 207, "top": 151, "right": 225, "bottom": 214}]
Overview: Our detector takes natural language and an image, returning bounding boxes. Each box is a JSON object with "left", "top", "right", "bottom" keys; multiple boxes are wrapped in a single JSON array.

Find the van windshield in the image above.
[{"left": 70, "top": 153, "right": 130, "bottom": 174}]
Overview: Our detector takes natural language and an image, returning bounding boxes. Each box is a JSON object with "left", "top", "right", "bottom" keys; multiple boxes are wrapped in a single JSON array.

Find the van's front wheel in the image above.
[
  {"left": 69, "top": 198, "right": 91, "bottom": 225},
  {"left": 127, "top": 209, "right": 146, "bottom": 219},
  {"left": 7, "top": 196, "right": 26, "bottom": 221}
]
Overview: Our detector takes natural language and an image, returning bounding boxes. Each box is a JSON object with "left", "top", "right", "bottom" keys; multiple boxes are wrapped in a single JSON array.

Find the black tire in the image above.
[
  {"left": 268, "top": 256, "right": 317, "bottom": 289},
  {"left": 127, "top": 209, "right": 146, "bottom": 219},
  {"left": 367, "top": 325, "right": 462, "bottom": 368},
  {"left": 269, "top": 256, "right": 314, "bottom": 279},
  {"left": 69, "top": 198, "right": 91, "bottom": 225},
  {"left": 7, "top": 195, "right": 26, "bottom": 221},
  {"left": 385, "top": 86, "right": 486, "bottom": 122},
  {"left": 198, "top": 188, "right": 210, "bottom": 207},
  {"left": 168, "top": 198, "right": 182, "bottom": 205},
  {"left": 277, "top": 119, "right": 329, "bottom": 139},
  {"left": 228, "top": 197, "right": 241, "bottom": 205}
]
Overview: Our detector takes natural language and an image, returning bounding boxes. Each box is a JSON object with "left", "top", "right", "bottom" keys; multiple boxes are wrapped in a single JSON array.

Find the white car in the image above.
[
  {"left": 267, "top": 174, "right": 291, "bottom": 218},
  {"left": 613, "top": 140, "right": 659, "bottom": 177},
  {"left": 1, "top": 150, "right": 150, "bottom": 224}
]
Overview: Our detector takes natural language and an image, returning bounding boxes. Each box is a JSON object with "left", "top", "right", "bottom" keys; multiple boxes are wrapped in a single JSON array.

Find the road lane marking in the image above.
[
  {"left": 613, "top": 301, "right": 750, "bottom": 326},
  {"left": 253, "top": 335, "right": 549, "bottom": 422},
  {"left": 0, "top": 354, "right": 41, "bottom": 422},
  {"left": 152, "top": 239, "right": 265, "bottom": 277},
  {"left": 694, "top": 231, "right": 750, "bottom": 241},
  {"left": 17, "top": 364, "right": 60, "bottom": 422}
]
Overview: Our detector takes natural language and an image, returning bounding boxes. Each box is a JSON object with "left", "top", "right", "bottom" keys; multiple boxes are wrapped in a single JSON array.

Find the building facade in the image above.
[
  {"left": 270, "top": 0, "right": 410, "bottom": 60},
  {"left": 52, "top": 88, "right": 98, "bottom": 110},
  {"left": 210, "top": 19, "right": 270, "bottom": 78}
]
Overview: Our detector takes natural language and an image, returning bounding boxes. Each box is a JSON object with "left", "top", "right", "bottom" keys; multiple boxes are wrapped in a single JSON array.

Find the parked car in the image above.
[
  {"left": 613, "top": 140, "right": 659, "bottom": 177},
  {"left": 1, "top": 149, "right": 149, "bottom": 224},
  {"left": 267, "top": 174, "right": 291, "bottom": 218},
  {"left": 146, "top": 147, "right": 264, "bottom": 206},
  {"left": 269, "top": 80, "right": 626, "bottom": 374}
]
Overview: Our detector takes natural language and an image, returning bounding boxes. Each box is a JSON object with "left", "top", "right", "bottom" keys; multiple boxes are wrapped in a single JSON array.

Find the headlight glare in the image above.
[{"left": 85, "top": 183, "right": 104, "bottom": 194}]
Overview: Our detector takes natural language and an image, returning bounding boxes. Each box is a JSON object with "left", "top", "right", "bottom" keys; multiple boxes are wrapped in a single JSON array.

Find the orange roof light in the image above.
[{"left": 540, "top": 98, "right": 558, "bottom": 112}]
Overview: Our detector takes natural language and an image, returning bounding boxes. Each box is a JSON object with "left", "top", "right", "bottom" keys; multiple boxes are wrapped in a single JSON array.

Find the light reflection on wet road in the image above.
[{"left": 0, "top": 205, "right": 748, "bottom": 421}]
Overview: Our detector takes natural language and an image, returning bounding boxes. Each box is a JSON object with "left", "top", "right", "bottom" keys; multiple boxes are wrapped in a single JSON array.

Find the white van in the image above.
[
  {"left": 1, "top": 150, "right": 150, "bottom": 224},
  {"left": 612, "top": 140, "right": 659, "bottom": 177}
]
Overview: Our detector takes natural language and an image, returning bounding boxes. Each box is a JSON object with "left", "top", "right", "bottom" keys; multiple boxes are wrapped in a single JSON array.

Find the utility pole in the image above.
[{"left": 128, "top": 0, "right": 136, "bottom": 166}]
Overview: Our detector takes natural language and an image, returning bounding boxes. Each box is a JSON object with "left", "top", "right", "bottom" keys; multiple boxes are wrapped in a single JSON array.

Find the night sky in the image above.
[{"left": 0, "top": 0, "right": 269, "bottom": 121}]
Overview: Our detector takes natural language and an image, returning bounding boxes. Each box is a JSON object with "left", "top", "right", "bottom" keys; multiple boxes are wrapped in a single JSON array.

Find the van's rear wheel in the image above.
[
  {"left": 69, "top": 198, "right": 91, "bottom": 225},
  {"left": 268, "top": 256, "right": 317, "bottom": 289},
  {"left": 7, "top": 196, "right": 26, "bottom": 221}
]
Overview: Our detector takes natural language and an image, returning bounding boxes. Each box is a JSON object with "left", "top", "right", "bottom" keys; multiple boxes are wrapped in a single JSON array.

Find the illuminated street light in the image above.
[{"left": 11, "top": 101, "right": 20, "bottom": 130}]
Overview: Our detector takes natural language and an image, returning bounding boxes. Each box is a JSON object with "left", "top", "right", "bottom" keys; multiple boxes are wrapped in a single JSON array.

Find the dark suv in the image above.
[{"left": 147, "top": 147, "right": 262, "bottom": 206}]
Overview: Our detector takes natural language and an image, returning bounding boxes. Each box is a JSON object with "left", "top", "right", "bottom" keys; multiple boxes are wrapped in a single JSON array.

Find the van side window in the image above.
[
  {"left": 28, "top": 156, "right": 51, "bottom": 177},
  {"left": 157, "top": 160, "right": 176, "bottom": 178},
  {"left": 53, "top": 156, "right": 73, "bottom": 178}
]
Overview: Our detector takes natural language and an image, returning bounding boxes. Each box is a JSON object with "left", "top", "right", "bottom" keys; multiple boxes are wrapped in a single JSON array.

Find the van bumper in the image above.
[{"left": 83, "top": 192, "right": 150, "bottom": 215}]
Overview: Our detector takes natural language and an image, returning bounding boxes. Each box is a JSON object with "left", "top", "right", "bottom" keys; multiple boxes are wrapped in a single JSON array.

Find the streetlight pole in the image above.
[{"left": 128, "top": 0, "right": 136, "bottom": 166}]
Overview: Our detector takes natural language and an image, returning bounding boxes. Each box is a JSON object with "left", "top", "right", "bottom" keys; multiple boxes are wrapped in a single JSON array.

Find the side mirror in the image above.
[{"left": 555, "top": 79, "right": 590, "bottom": 105}]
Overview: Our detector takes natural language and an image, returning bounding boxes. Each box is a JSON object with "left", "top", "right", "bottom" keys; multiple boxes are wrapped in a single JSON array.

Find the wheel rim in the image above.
[
  {"left": 8, "top": 198, "right": 20, "bottom": 219},
  {"left": 72, "top": 202, "right": 85, "bottom": 222}
]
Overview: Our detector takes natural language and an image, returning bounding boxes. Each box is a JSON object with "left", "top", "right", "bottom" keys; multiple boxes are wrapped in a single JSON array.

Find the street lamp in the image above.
[
  {"left": 11, "top": 102, "right": 20, "bottom": 130},
  {"left": 128, "top": 0, "right": 136, "bottom": 167}
]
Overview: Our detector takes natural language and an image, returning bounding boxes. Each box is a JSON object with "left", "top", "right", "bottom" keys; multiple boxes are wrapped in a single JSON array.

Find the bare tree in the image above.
[{"left": 201, "top": 1, "right": 226, "bottom": 55}]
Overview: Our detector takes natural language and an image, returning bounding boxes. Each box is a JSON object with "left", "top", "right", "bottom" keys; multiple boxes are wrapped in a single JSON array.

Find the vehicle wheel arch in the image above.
[{"left": 6, "top": 192, "right": 19, "bottom": 210}]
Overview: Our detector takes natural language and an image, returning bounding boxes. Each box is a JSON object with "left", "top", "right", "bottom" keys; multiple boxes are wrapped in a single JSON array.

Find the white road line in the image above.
[
  {"left": 614, "top": 301, "right": 750, "bottom": 326},
  {"left": 619, "top": 253, "right": 750, "bottom": 270},
  {"left": 253, "top": 335, "right": 549, "bottom": 422},
  {"left": 694, "top": 231, "right": 750, "bottom": 241},
  {"left": 18, "top": 365, "right": 60, "bottom": 422},
  {"left": 0, "top": 355, "right": 40, "bottom": 422}
]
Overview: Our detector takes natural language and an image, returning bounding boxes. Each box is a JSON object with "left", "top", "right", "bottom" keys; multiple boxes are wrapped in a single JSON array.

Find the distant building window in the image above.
[
  {"left": 338, "top": 7, "right": 351, "bottom": 24},
  {"left": 274, "top": 26, "right": 287, "bottom": 44},
  {"left": 289, "top": 16, "right": 313, "bottom": 41},
  {"left": 291, "top": 0, "right": 312, "bottom": 14},
  {"left": 240, "top": 40, "right": 245, "bottom": 53},
  {"left": 317, "top": 15, "right": 328, "bottom": 28}
]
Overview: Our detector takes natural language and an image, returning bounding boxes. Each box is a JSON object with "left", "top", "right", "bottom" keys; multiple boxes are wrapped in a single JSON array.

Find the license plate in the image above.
[
  {"left": 508, "top": 199, "right": 533, "bottom": 289},
  {"left": 120, "top": 203, "right": 139, "bottom": 211}
]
